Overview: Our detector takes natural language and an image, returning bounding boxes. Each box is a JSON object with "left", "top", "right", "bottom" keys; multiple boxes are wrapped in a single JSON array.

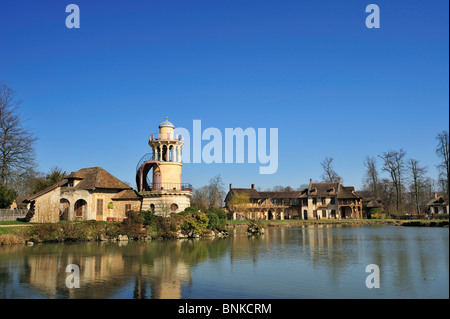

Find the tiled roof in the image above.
[
  {"left": 258, "top": 191, "right": 306, "bottom": 199},
  {"left": 230, "top": 188, "right": 261, "bottom": 199},
  {"left": 25, "top": 167, "right": 132, "bottom": 202},
  {"left": 309, "top": 182, "right": 339, "bottom": 197},
  {"left": 112, "top": 189, "right": 142, "bottom": 200},
  {"left": 67, "top": 167, "right": 130, "bottom": 190}
]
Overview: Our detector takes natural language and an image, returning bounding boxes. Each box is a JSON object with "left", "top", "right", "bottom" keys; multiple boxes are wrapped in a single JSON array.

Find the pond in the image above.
[{"left": 0, "top": 225, "right": 448, "bottom": 299}]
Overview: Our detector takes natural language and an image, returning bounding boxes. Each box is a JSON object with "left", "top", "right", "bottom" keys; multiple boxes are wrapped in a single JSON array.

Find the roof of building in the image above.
[
  {"left": 336, "top": 186, "right": 360, "bottom": 199},
  {"left": 258, "top": 191, "right": 306, "bottom": 199},
  {"left": 12, "top": 196, "right": 30, "bottom": 209},
  {"left": 65, "top": 167, "right": 130, "bottom": 191},
  {"left": 25, "top": 167, "right": 132, "bottom": 202},
  {"left": 308, "top": 182, "right": 339, "bottom": 197},
  {"left": 228, "top": 188, "right": 261, "bottom": 199},
  {"left": 111, "top": 189, "right": 142, "bottom": 200},
  {"left": 427, "top": 194, "right": 449, "bottom": 206},
  {"left": 26, "top": 182, "right": 62, "bottom": 202},
  {"left": 159, "top": 117, "right": 175, "bottom": 129},
  {"left": 363, "top": 198, "right": 384, "bottom": 208}
]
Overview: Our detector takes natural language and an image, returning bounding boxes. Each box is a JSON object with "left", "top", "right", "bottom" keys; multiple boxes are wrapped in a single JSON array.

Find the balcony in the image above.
[
  {"left": 149, "top": 133, "right": 184, "bottom": 142},
  {"left": 141, "top": 182, "right": 192, "bottom": 192}
]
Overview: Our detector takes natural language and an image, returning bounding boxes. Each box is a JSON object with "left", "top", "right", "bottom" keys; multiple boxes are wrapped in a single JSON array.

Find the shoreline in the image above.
[
  {"left": 1, "top": 218, "right": 448, "bottom": 247},
  {"left": 226, "top": 219, "right": 449, "bottom": 228}
]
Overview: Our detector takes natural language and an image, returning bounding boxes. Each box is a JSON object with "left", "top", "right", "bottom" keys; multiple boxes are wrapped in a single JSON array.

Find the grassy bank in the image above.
[
  {"left": 2, "top": 216, "right": 447, "bottom": 246},
  {"left": 0, "top": 210, "right": 229, "bottom": 246}
]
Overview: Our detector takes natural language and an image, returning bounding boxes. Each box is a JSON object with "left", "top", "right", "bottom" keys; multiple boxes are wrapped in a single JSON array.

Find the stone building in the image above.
[
  {"left": 224, "top": 178, "right": 363, "bottom": 220},
  {"left": 136, "top": 117, "right": 192, "bottom": 216},
  {"left": 24, "top": 167, "right": 142, "bottom": 223},
  {"left": 427, "top": 193, "right": 449, "bottom": 215}
]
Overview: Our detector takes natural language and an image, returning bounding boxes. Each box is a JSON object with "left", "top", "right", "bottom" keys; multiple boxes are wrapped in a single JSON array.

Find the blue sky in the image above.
[{"left": 0, "top": 0, "right": 448, "bottom": 191}]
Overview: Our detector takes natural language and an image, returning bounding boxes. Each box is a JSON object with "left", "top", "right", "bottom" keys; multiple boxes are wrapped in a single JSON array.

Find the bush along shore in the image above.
[{"left": 0, "top": 208, "right": 229, "bottom": 246}]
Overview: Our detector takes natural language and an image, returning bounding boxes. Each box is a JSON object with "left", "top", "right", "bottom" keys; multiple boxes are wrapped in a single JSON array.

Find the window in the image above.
[
  {"left": 330, "top": 197, "right": 335, "bottom": 205},
  {"left": 125, "top": 204, "right": 132, "bottom": 213},
  {"left": 321, "top": 197, "right": 326, "bottom": 204},
  {"left": 312, "top": 198, "right": 317, "bottom": 205},
  {"left": 97, "top": 199, "right": 103, "bottom": 216},
  {"left": 322, "top": 210, "right": 326, "bottom": 218}
]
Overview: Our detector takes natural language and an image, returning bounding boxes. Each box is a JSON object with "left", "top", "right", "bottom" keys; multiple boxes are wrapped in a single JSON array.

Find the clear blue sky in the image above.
[{"left": 0, "top": 0, "right": 448, "bottom": 191}]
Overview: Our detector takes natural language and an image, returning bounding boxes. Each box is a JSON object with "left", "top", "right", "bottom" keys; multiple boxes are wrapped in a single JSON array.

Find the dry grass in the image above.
[{"left": 0, "top": 234, "right": 25, "bottom": 246}]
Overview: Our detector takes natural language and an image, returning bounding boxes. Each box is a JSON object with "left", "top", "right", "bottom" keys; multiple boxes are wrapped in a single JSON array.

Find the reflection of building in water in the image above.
[
  {"left": 143, "top": 255, "right": 191, "bottom": 299},
  {"left": 24, "top": 244, "right": 131, "bottom": 298},
  {"left": 21, "top": 241, "right": 194, "bottom": 299}
]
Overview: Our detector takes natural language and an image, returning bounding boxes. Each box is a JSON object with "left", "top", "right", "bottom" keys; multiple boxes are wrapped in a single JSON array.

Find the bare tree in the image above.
[
  {"left": 320, "top": 157, "right": 342, "bottom": 183},
  {"left": 436, "top": 130, "right": 449, "bottom": 194},
  {"left": 0, "top": 82, "right": 37, "bottom": 187},
  {"left": 191, "top": 185, "right": 210, "bottom": 209},
  {"left": 379, "top": 149, "right": 406, "bottom": 213},
  {"left": 208, "top": 174, "right": 226, "bottom": 208},
  {"left": 407, "top": 158, "right": 427, "bottom": 214},
  {"left": 363, "top": 156, "right": 379, "bottom": 197}
]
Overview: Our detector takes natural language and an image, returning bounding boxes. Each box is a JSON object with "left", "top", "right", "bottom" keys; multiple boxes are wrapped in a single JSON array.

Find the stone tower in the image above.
[{"left": 136, "top": 117, "right": 192, "bottom": 216}]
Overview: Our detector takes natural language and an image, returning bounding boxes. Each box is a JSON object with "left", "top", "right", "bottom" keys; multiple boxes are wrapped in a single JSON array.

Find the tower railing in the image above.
[
  {"left": 142, "top": 182, "right": 193, "bottom": 192},
  {"left": 149, "top": 133, "right": 184, "bottom": 142}
]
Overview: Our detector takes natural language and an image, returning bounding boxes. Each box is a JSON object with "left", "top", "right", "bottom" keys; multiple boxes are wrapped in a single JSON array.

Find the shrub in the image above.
[
  {"left": 369, "top": 207, "right": 385, "bottom": 219},
  {"left": 141, "top": 210, "right": 155, "bottom": 226},
  {"left": 26, "top": 224, "right": 64, "bottom": 242},
  {"left": 206, "top": 212, "right": 219, "bottom": 229},
  {"left": 181, "top": 212, "right": 210, "bottom": 235},
  {"left": 183, "top": 206, "right": 202, "bottom": 214},
  {"left": 120, "top": 210, "right": 145, "bottom": 239},
  {"left": 206, "top": 207, "right": 227, "bottom": 220}
]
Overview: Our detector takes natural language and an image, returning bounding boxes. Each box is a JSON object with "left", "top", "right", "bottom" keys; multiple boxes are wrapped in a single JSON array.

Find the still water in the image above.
[{"left": 0, "top": 225, "right": 448, "bottom": 299}]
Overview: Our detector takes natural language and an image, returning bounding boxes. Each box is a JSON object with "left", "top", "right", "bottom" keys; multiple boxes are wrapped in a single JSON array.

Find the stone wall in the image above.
[{"left": 30, "top": 187, "right": 61, "bottom": 223}]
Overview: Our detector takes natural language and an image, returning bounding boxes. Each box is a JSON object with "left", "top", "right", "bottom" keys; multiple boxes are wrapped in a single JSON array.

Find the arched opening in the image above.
[
  {"left": 170, "top": 203, "right": 178, "bottom": 212},
  {"left": 150, "top": 204, "right": 155, "bottom": 211},
  {"left": 60, "top": 199, "right": 70, "bottom": 221},
  {"left": 74, "top": 199, "right": 87, "bottom": 220},
  {"left": 303, "top": 210, "right": 308, "bottom": 220},
  {"left": 162, "top": 145, "right": 168, "bottom": 162}
]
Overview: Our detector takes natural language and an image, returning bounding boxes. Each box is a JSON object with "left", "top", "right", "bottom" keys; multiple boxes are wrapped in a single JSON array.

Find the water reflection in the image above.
[{"left": 0, "top": 225, "right": 448, "bottom": 299}]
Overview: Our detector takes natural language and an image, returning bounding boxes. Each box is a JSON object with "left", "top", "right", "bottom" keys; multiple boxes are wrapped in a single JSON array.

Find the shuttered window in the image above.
[{"left": 97, "top": 199, "right": 103, "bottom": 216}]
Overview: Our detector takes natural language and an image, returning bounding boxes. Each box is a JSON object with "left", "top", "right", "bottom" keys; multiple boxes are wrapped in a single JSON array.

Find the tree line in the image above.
[{"left": 360, "top": 130, "right": 448, "bottom": 215}]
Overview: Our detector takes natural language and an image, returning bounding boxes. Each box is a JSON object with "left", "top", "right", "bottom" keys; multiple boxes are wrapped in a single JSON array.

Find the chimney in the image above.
[
  {"left": 229, "top": 183, "right": 232, "bottom": 190},
  {"left": 434, "top": 192, "right": 438, "bottom": 199},
  {"left": 251, "top": 184, "right": 255, "bottom": 189},
  {"left": 309, "top": 178, "right": 312, "bottom": 186},
  {"left": 338, "top": 178, "right": 342, "bottom": 185}
]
